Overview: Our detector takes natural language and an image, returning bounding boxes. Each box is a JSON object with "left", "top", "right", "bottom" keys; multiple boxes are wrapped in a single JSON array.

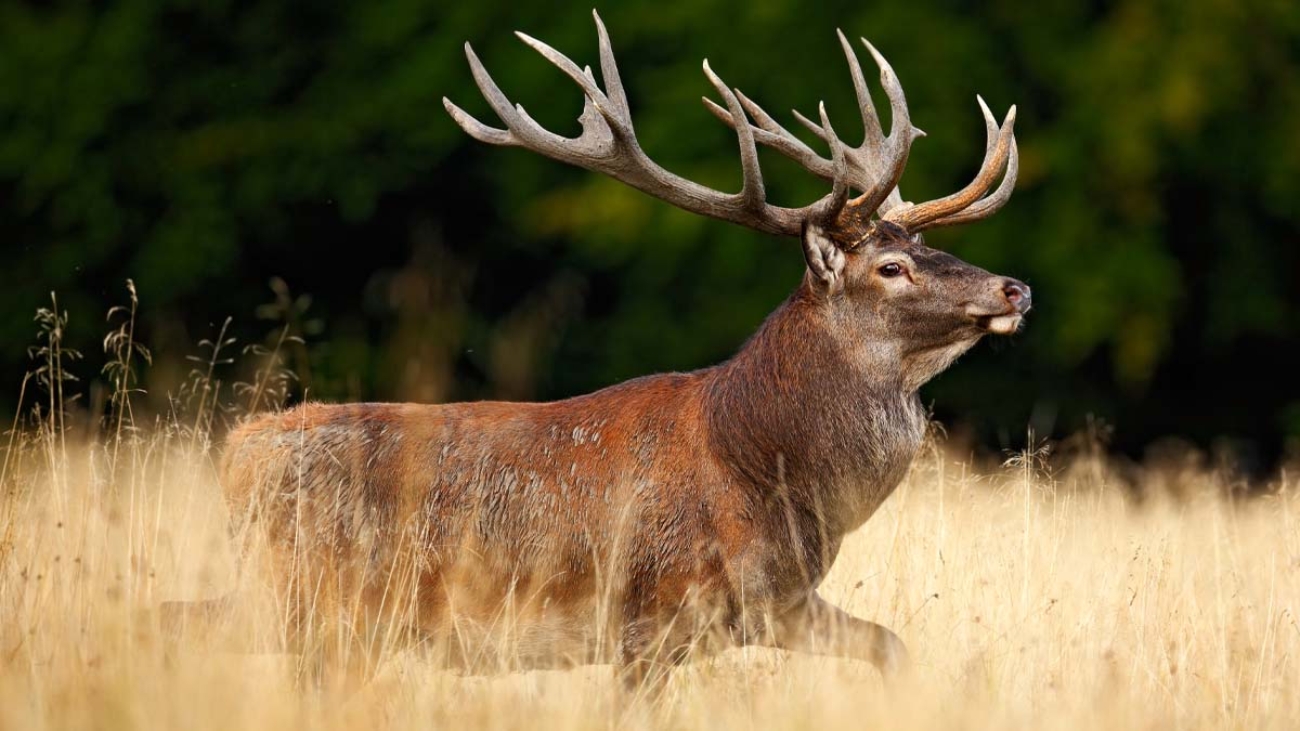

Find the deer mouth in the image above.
[
  {"left": 979, "top": 313, "right": 1023, "bottom": 335},
  {"left": 966, "top": 306, "right": 1025, "bottom": 335}
]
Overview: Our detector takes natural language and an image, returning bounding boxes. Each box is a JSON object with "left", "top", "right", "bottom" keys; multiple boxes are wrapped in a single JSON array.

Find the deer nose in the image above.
[{"left": 1002, "top": 279, "right": 1032, "bottom": 313}]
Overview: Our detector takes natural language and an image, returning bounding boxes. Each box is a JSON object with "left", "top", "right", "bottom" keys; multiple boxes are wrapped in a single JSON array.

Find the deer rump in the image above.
[{"left": 220, "top": 374, "right": 812, "bottom": 673}]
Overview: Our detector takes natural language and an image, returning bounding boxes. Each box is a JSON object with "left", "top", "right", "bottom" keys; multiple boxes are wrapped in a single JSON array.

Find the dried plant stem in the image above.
[
  {"left": 104, "top": 280, "right": 149, "bottom": 473},
  {"left": 245, "top": 324, "right": 291, "bottom": 413},
  {"left": 0, "top": 373, "right": 30, "bottom": 493},
  {"left": 0, "top": 373, "right": 32, "bottom": 561},
  {"left": 188, "top": 317, "right": 234, "bottom": 455}
]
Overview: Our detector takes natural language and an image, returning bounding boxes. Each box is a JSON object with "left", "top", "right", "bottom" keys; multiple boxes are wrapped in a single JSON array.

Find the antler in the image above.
[
  {"left": 704, "top": 30, "right": 923, "bottom": 223},
  {"left": 443, "top": 10, "right": 851, "bottom": 238},
  {"left": 707, "top": 34, "right": 1018, "bottom": 234},
  {"left": 445, "top": 12, "right": 1017, "bottom": 239},
  {"left": 883, "top": 96, "right": 1018, "bottom": 231}
]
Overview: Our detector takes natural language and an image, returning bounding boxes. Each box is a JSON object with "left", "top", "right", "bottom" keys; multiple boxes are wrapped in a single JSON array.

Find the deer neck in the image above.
[{"left": 704, "top": 285, "right": 927, "bottom": 538}]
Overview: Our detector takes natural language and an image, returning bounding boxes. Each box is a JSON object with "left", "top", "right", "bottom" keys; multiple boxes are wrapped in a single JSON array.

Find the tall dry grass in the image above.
[
  {"left": 2, "top": 427, "right": 1297, "bottom": 730},
  {"left": 1, "top": 288, "right": 1297, "bottom": 730}
]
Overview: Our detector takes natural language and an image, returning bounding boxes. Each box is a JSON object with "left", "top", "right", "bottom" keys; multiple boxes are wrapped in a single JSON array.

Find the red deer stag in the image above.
[{"left": 204, "top": 11, "right": 1029, "bottom": 692}]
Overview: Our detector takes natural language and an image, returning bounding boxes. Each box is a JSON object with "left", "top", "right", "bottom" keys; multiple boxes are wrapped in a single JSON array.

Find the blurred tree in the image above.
[{"left": 1, "top": 0, "right": 1297, "bottom": 465}]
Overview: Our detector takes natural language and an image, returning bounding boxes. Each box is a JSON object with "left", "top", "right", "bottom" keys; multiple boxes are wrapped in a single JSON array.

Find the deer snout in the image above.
[{"left": 1002, "top": 279, "right": 1032, "bottom": 314}]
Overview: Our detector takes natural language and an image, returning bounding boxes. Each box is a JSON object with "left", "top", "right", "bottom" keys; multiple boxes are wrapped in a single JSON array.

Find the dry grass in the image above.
[
  {"left": 2, "top": 288, "right": 1297, "bottom": 729},
  {"left": 1, "top": 424, "right": 1296, "bottom": 731}
]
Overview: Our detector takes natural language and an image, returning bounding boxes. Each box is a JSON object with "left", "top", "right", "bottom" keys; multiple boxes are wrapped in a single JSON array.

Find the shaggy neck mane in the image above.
[{"left": 703, "top": 283, "right": 926, "bottom": 541}]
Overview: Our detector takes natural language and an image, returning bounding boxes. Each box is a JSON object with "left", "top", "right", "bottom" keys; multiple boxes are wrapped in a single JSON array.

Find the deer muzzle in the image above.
[{"left": 966, "top": 277, "right": 1032, "bottom": 335}]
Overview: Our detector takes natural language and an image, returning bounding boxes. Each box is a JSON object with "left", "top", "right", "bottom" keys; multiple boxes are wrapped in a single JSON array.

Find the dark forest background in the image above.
[{"left": 1, "top": 0, "right": 1297, "bottom": 470}]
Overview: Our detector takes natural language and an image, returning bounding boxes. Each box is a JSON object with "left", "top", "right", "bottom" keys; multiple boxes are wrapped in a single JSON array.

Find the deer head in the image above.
[{"left": 444, "top": 11, "right": 1031, "bottom": 390}]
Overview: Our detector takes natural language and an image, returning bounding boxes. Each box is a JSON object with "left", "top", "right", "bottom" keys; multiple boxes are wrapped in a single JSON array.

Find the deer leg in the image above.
[
  {"left": 769, "top": 592, "right": 911, "bottom": 679},
  {"left": 617, "top": 617, "right": 662, "bottom": 693},
  {"left": 616, "top": 614, "right": 696, "bottom": 702}
]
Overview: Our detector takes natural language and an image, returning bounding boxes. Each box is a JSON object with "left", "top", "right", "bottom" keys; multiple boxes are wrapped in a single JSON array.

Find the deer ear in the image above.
[{"left": 801, "top": 222, "right": 845, "bottom": 290}]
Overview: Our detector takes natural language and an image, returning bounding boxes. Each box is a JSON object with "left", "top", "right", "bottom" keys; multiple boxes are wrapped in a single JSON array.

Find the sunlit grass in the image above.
[
  {"left": 1, "top": 287, "right": 1296, "bottom": 729},
  {"left": 1, "top": 422, "right": 1296, "bottom": 730}
]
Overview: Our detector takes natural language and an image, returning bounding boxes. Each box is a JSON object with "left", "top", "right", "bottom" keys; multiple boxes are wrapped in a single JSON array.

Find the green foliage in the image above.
[{"left": 1, "top": 0, "right": 1297, "bottom": 459}]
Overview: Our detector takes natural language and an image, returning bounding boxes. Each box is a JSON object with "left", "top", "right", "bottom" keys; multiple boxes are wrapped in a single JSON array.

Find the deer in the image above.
[{"left": 178, "top": 11, "right": 1030, "bottom": 695}]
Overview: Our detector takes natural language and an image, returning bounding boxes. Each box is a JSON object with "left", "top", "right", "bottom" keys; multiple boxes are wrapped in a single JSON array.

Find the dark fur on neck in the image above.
[{"left": 704, "top": 284, "right": 927, "bottom": 541}]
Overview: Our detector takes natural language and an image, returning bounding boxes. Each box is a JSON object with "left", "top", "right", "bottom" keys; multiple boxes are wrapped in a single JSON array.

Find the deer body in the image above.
[
  {"left": 224, "top": 282, "right": 928, "bottom": 677},
  {"left": 199, "top": 12, "right": 1032, "bottom": 690}
]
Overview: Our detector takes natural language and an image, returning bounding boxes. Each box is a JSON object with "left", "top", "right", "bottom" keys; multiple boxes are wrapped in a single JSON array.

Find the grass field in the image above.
[{"left": 2, "top": 417, "right": 1296, "bottom": 730}]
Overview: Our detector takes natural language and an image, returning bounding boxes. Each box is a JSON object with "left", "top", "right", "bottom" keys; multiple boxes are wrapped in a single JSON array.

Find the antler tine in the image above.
[
  {"left": 514, "top": 31, "right": 623, "bottom": 134},
  {"left": 792, "top": 109, "right": 830, "bottom": 141},
  {"left": 451, "top": 44, "right": 529, "bottom": 140},
  {"left": 917, "top": 96, "right": 1018, "bottom": 229},
  {"left": 702, "top": 60, "right": 766, "bottom": 211},
  {"left": 702, "top": 94, "right": 835, "bottom": 180},
  {"left": 737, "top": 91, "right": 813, "bottom": 153},
  {"left": 837, "top": 30, "right": 884, "bottom": 150},
  {"left": 847, "top": 37, "right": 920, "bottom": 217},
  {"left": 814, "top": 101, "right": 852, "bottom": 221},
  {"left": 924, "top": 136, "right": 1019, "bottom": 229},
  {"left": 443, "top": 95, "right": 514, "bottom": 147},
  {"left": 445, "top": 42, "right": 607, "bottom": 163},
  {"left": 885, "top": 98, "right": 1016, "bottom": 231},
  {"left": 592, "top": 10, "right": 632, "bottom": 127}
]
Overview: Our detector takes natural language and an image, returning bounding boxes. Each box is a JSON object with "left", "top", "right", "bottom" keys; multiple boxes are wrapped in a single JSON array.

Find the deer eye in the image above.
[{"left": 878, "top": 262, "right": 905, "bottom": 278}]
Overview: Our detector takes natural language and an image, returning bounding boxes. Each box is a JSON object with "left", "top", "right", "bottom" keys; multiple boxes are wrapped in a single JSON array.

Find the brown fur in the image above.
[{"left": 213, "top": 221, "right": 1030, "bottom": 689}]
